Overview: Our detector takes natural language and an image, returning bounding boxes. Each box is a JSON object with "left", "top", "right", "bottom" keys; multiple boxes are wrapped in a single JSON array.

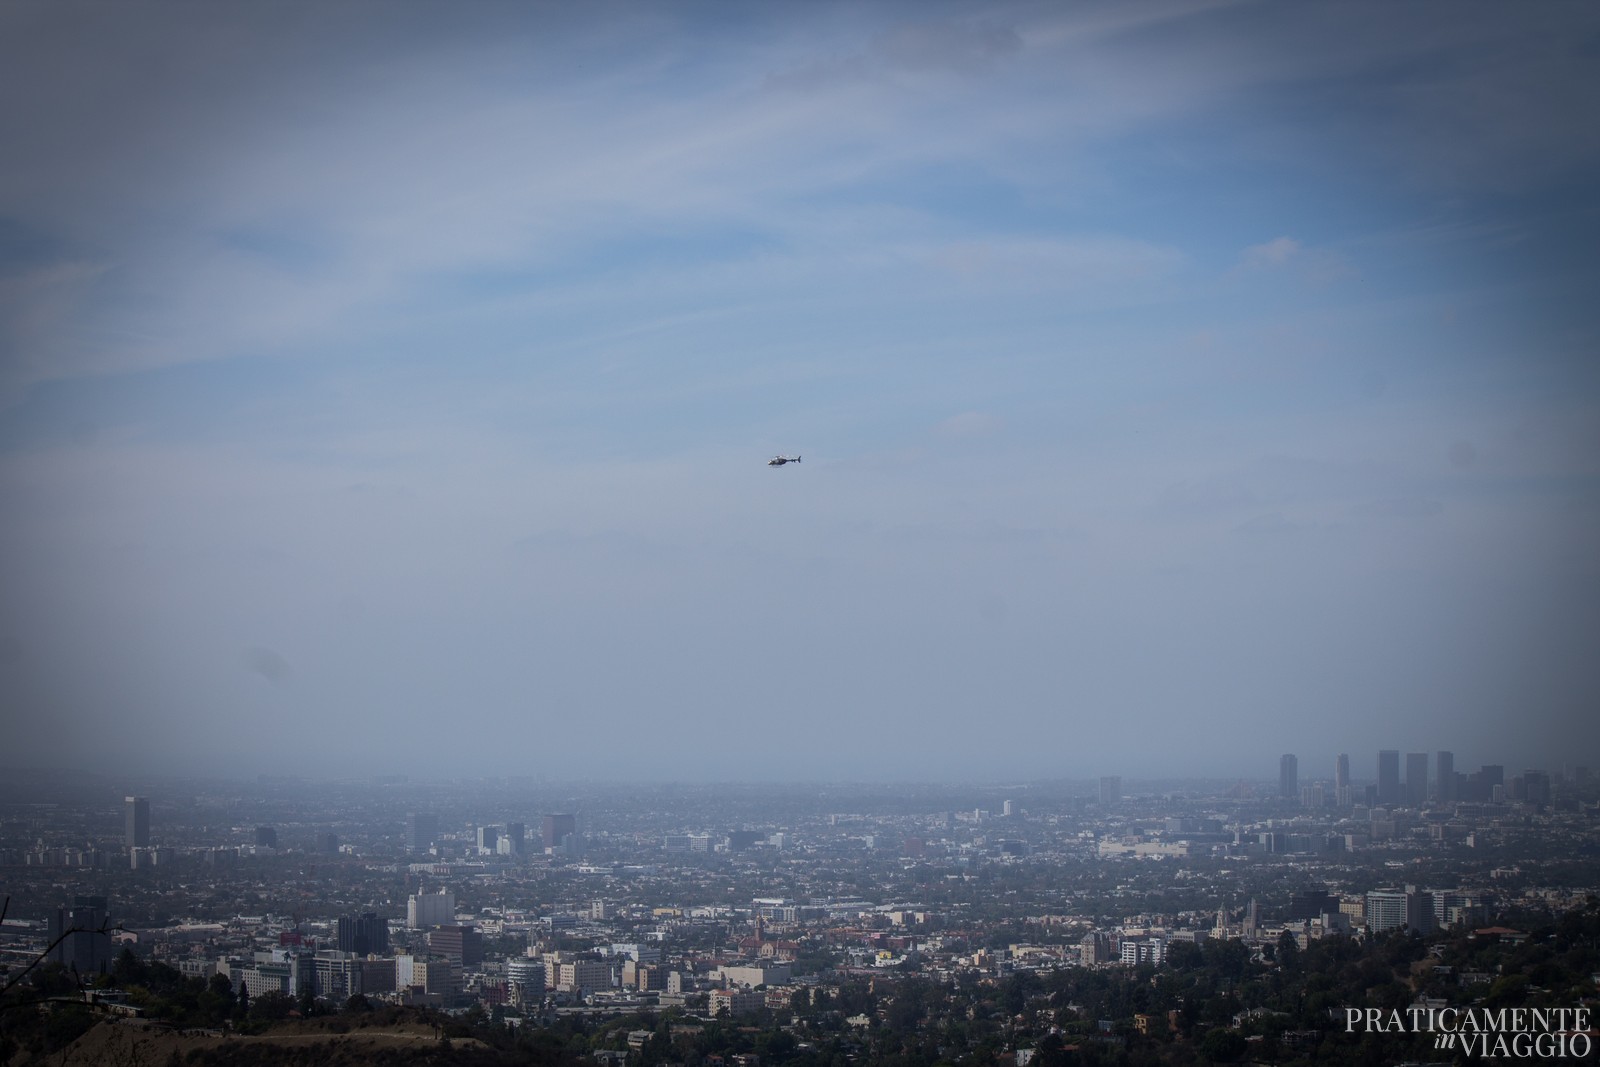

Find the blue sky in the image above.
[{"left": 1, "top": 1, "right": 1597, "bottom": 781}]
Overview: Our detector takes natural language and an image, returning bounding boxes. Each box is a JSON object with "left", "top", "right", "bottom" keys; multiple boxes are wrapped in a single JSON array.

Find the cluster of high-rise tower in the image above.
[{"left": 1277, "top": 751, "right": 1562, "bottom": 808}]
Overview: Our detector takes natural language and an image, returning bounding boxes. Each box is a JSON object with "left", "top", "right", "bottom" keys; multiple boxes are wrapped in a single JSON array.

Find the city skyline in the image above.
[
  {"left": 1, "top": 2, "right": 1597, "bottom": 781},
  {"left": 0, "top": 743, "right": 1584, "bottom": 794},
  {"left": 6, "top": 757, "right": 1594, "bottom": 1063}
]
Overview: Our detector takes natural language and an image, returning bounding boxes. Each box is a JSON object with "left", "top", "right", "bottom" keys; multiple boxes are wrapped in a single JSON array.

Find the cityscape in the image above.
[{"left": 2, "top": 747, "right": 1597, "bottom": 1064}]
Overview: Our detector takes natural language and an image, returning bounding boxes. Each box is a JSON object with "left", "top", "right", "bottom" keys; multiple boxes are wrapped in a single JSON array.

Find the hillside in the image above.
[{"left": 14, "top": 1015, "right": 516, "bottom": 1067}]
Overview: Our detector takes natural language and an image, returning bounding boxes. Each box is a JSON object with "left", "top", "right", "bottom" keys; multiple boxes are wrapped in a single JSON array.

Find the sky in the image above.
[{"left": 1, "top": 1, "right": 1597, "bottom": 783}]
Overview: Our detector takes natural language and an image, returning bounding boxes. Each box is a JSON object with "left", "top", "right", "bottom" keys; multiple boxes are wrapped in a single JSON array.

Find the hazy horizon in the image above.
[
  {"left": 0, "top": 759, "right": 1551, "bottom": 791},
  {"left": 2, "top": 2, "right": 1597, "bottom": 781}
]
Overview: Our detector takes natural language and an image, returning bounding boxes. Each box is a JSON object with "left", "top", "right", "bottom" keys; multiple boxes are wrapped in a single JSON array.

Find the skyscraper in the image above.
[
  {"left": 1367, "top": 886, "right": 1436, "bottom": 934},
  {"left": 47, "top": 896, "right": 112, "bottom": 974},
  {"left": 1406, "top": 752, "right": 1429, "bottom": 808},
  {"left": 1098, "top": 776, "right": 1121, "bottom": 806},
  {"left": 406, "top": 889, "right": 455, "bottom": 928},
  {"left": 405, "top": 812, "right": 439, "bottom": 853},
  {"left": 503, "top": 821, "right": 526, "bottom": 856},
  {"left": 542, "top": 813, "right": 576, "bottom": 850},
  {"left": 337, "top": 912, "right": 389, "bottom": 956},
  {"left": 1287, "top": 884, "right": 1340, "bottom": 922},
  {"left": 1464, "top": 764, "right": 1504, "bottom": 802},
  {"left": 1279, "top": 754, "right": 1298, "bottom": 800},
  {"left": 1377, "top": 750, "right": 1401, "bottom": 806},
  {"left": 427, "top": 925, "right": 484, "bottom": 967},
  {"left": 1523, "top": 770, "right": 1551, "bottom": 808},
  {"left": 1335, "top": 753, "right": 1352, "bottom": 807},
  {"left": 1435, "top": 751, "right": 1455, "bottom": 803},
  {"left": 124, "top": 796, "right": 149, "bottom": 849}
]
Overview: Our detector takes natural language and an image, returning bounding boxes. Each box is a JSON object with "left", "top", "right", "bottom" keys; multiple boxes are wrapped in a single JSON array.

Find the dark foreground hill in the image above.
[{"left": 11, "top": 1013, "right": 571, "bottom": 1067}]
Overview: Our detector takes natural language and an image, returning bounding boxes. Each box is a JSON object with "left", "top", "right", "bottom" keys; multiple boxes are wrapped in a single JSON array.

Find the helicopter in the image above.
[{"left": 766, "top": 454, "right": 801, "bottom": 466}]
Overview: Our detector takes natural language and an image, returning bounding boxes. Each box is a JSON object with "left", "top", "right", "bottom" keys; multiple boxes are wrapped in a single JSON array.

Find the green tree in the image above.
[
  {"left": 250, "top": 989, "right": 293, "bottom": 1022},
  {"left": 197, "top": 972, "right": 235, "bottom": 1025},
  {"left": 1276, "top": 930, "right": 1300, "bottom": 971},
  {"left": 1199, "top": 1027, "right": 1246, "bottom": 1062}
]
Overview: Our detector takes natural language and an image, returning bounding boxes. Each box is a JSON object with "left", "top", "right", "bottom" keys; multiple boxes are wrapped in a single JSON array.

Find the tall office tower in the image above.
[
  {"left": 405, "top": 812, "right": 439, "bottom": 853},
  {"left": 427, "top": 925, "right": 485, "bottom": 967},
  {"left": 1335, "top": 753, "right": 1352, "bottom": 806},
  {"left": 124, "top": 796, "right": 150, "bottom": 849},
  {"left": 1377, "top": 750, "right": 1401, "bottom": 806},
  {"left": 1436, "top": 751, "right": 1455, "bottom": 803},
  {"left": 406, "top": 889, "right": 455, "bottom": 928},
  {"left": 1098, "top": 776, "right": 1122, "bottom": 806},
  {"left": 542, "top": 813, "right": 577, "bottom": 850},
  {"left": 1523, "top": 770, "right": 1551, "bottom": 808},
  {"left": 254, "top": 826, "right": 278, "bottom": 848},
  {"left": 503, "top": 822, "right": 526, "bottom": 855},
  {"left": 1279, "top": 754, "right": 1299, "bottom": 799},
  {"left": 47, "top": 896, "right": 112, "bottom": 974},
  {"left": 1287, "top": 885, "right": 1340, "bottom": 922},
  {"left": 337, "top": 912, "right": 389, "bottom": 956},
  {"left": 1405, "top": 753, "right": 1429, "bottom": 807},
  {"left": 1463, "top": 764, "right": 1504, "bottom": 802},
  {"left": 476, "top": 825, "right": 499, "bottom": 854},
  {"left": 1367, "top": 885, "right": 1437, "bottom": 934}
]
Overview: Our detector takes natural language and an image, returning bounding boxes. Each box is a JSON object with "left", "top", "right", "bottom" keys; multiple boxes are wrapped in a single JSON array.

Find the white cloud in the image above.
[{"left": 1241, "top": 236, "right": 1300, "bottom": 268}]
